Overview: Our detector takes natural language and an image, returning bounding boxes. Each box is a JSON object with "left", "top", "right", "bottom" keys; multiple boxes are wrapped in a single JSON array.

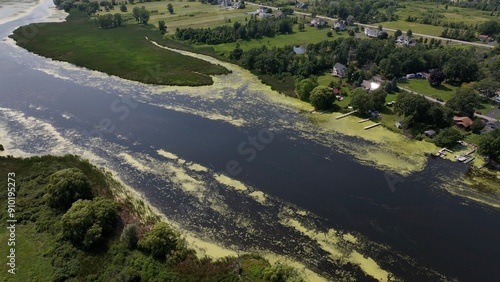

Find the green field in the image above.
[
  {"left": 10, "top": 11, "right": 229, "bottom": 86},
  {"left": 398, "top": 79, "right": 459, "bottom": 101},
  {"left": 379, "top": 1, "right": 500, "bottom": 37},
  {"left": 212, "top": 25, "right": 352, "bottom": 52},
  {"left": 101, "top": 1, "right": 256, "bottom": 30}
]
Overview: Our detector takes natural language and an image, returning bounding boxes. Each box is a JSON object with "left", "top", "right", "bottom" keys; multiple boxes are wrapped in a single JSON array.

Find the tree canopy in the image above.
[
  {"left": 295, "top": 78, "right": 318, "bottom": 102},
  {"left": 478, "top": 129, "right": 500, "bottom": 162},
  {"left": 434, "top": 127, "right": 462, "bottom": 148},
  {"left": 45, "top": 168, "right": 93, "bottom": 211},
  {"left": 139, "top": 222, "right": 180, "bottom": 260},
  {"left": 310, "top": 86, "right": 334, "bottom": 110},
  {"left": 446, "top": 88, "right": 480, "bottom": 117},
  {"left": 61, "top": 198, "right": 118, "bottom": 249}
]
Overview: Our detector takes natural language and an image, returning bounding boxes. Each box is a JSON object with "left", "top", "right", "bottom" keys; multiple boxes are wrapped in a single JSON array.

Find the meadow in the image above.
[
  {"left": 10, "top": 10, "right": 229, "bottom": 86},
  {"left": 378, "top": 1, "right": 500, "bottom": 37}
]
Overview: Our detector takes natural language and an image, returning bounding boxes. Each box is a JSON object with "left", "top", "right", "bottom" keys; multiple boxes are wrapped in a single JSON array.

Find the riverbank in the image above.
[
  {"left": 0, "top": 154, "right": 319, "bottom": 281},
  {"left": 9, "top": 10, "right": 230, "bottom": 86}
]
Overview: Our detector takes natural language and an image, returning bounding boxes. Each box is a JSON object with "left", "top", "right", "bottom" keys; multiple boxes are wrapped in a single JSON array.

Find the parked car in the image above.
[
  {"left": 436, "top": 98, "right": 444, "bottom": 102},
  {"left": 406, "top": 74, "right": 416, "bottom": 79}
]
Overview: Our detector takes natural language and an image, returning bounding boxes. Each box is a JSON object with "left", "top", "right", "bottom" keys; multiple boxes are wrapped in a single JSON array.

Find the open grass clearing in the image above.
[{"left": 10, "top": 11, "right": 229, "bottom": 86}]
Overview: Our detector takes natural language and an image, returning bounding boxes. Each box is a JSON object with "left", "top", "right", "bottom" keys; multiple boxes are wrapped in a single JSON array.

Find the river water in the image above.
[{"left": 1, "top": 1, "right": 499, "bottom": 281}]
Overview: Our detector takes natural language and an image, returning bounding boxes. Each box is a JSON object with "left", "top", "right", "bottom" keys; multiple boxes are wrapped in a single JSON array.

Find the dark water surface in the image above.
[{"left": 1, "top": 3, "right": 499, "bottom": 281}]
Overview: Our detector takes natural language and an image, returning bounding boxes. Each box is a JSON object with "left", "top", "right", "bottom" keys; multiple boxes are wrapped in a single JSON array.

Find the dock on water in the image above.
[
  {"left": 463, "top": 157, "right": 475, "bottom": 164},
  {"left": 364, "top": 123, "right": 381, "bottom": 130},
  {"left": 336, "top": 110, "right": 358, "bottom": 119},
  {"left": 358, "top": 118, "right": 370, "bottom": 123}
]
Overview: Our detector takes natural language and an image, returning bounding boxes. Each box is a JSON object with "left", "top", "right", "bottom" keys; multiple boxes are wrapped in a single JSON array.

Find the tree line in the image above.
[{"left": 175, "top": 16, "right": 296, "bottom": 45}]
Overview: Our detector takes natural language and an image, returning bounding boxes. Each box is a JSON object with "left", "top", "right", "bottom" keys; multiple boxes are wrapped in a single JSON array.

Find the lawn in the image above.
[
  {"left": 398, "top": 79, "right": 459, "bottom": 101},
  {"left": 10, "top": 11, "right": 229, "bottom": 86},
  {"left": 210, "top": 23, "right": 352, "bottom": 53},
  {"left": 101, "top": 1, "right": 256, "bottom": 30},
  {"left": 0, "top": 223, "right": 55, "bottom": 280},
  {"left": 375, "top": 1, "right": 500, "bottom": 39}
]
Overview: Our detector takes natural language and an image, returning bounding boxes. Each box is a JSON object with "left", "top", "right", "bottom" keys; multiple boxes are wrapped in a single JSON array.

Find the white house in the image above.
[
  {"left": 332, "top": 62, "right": 347, "bottom": 77},
  {"left": 361, "top": 80, "right": 380, "bottom": 91},
  {"left": 310, "top": 18, "right": 326, "bottom": 27},
  {"left": 365, "top": 28, "right": 381, "bottom": 38},
  {"left": 396, "top": 36, "right": 417, "bottom": 47},
  {"left": 333, "top": 20, "right": 347, "bottom": 31}
]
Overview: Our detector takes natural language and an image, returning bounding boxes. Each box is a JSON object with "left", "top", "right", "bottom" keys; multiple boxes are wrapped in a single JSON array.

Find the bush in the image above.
[
  {"left": 121, "top": 224, "right": 139, "bottom": 249},
  {"left": 139, "top": 222, "right": 179, "bottom": 260},
  {"left": 61, "top": 198, "right": 118, "bottom": 249},
  {"left": 434, "top": 127, "right": 462, "bottom": 148},
  {"left": 310, "top": 86, "right": 334, "bottom": 110},
  {"left": 45, "top": 168, "right": 94, "bottom": 211}
]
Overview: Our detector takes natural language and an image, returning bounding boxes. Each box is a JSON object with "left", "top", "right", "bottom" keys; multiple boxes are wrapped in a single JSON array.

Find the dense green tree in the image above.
[
  {"left": 350, "top": 88, "right": 374, "bottom": 114},
  {"left": 443, "top": 56, "right": 479, "bottom": 84},
  {"left": 434, "top": 127, "right": 462, "bottom": 148},
  {"left": 167, "top": 3, "right": 174, "bottom": 14},
  {"left": 394, "top": 92, "right": 430, "bottom": 122},
  {"left": 426, "top": 103, "right": 453, "bottom": 128},
  {"left": 229, "top": 43, "right": 243, "bottom": 60},
  {"left": 139, "top": 222, "right": 179, "bottom": 260},
  {"left": 61, "top": 198, "right": 118, "bottom": 249},
  {"left": 139, "top": 7, "right": 150, "bottom": 24},
  {"left": 394, "top": 29, "right": 402, "bottom": 38},
  {"left": 491, "top": 57, "right": 500, "bottom": 80},
  {"left": 478, "top": 129, "right": 500, "bottom": 162},
  {"left": 45, "top": 168, "right": 93, "bottom": 211},
  {"left": 121, "top": 224, "right": 139, "bottom": 249},
  {"left": 298, "top": 22, "right": 305, "bottom": 31},
  {"left": 158, "top": 20, "right": 166, "bottom": 34},
  {"left": 428, "top": 69, "right": 446, "bottom": 87},
  {"left": 478, "top": 20, "right": 500, "bottom": 36},
  {"left": 472, "top": 78, "right": 500, "bottom": 98},
  {"left": 309, "top": 86, "right": 334, "bottom": 110},
  {"left": 120, "top": 3, "right": 127, "bottom": 12},
  {"left": 295, "top": 78, "right": 318, "bottom": 101},
  {"left": 406, "top": 29, "right": 412, "bottom": 37},
  {"left": 446, "top": 88, "right": 480, "bottom": 117},
  {"left": 371, "top": 88, "right": 387, "bottom": 110},
  {"left": 113, "top": 13, "right": 122, "bottom": 27},
  {"left": 470, "top": 118, "right": 485, "bottom": 134}
]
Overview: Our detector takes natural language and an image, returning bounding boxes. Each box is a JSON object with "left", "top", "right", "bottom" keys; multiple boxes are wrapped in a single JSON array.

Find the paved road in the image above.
[
  {"left": 245, "top": 3, "right": 495, "bottom": 49},
  {"left": 399, "top": 86, "right": 498, "bottom": 122}
]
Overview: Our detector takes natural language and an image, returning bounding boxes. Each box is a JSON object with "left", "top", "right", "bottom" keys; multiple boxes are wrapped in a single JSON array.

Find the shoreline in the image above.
[{"left": 5, "top": 5, "right": 499, "bottom": 208}]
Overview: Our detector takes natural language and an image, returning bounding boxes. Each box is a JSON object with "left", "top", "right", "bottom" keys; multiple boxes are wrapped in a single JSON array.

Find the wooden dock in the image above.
[
  {"left": 364, "top": 123, "right": 381, "bottom": 130},
  {"left": 358, "top": 118, "right": 370, "bottom": 123},
  {"left": 463, "top": 157, "right": 475, "bottom": 164},
  {"left": 336, "top": 110, "right": 358, "bottom": 119}
]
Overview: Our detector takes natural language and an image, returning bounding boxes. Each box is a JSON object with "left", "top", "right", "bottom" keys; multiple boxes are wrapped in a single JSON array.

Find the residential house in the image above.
[
  {"left": 293, "top": 46, "right": 306, "bottom": 55},
  {"left": 310, "top": 18, "right": 326, "bottom": 27},
  {"left": 495, "top": 95, "right": 500, "bottom": 104},
  {"left": 232, "top": 1, "right": 245, "bottom": 9},
  {"left": 482, "top": 120, "right": 500, "bottom": 134},
  {"left": 361, "top": 80, "right": 380, "bottom": 91},
  {"left": 364, "top": 28, "right": 381, "bottom": 38},
  {"left": 259, "top": 12, "right": 273, "bottom": 18},
  {"left": 332, "top": 62, "right": 347, "bottom": 77},
  {"left": 424, "top": 130, "right": 437, "bottom": 138},
  {"left": 478, "top": 34, "right": 494, "bottom": 42},
  {"left": 296, "top": 2, "right": 308, "bottom": 9},
  {"left": 396, "top": 35, "right": 417, "bottom": 47},
  {"left": 274, "top": 11, "right": 286, "bottom": 19},
  {"left": 453, "top": 116, "right": 473, "bottom": 129},
  {"left": 333, "top": 20, "right": 347, "bottom": 31},
  {"left": 256, "top": 6, "right": 272, "bottom": 14}
]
